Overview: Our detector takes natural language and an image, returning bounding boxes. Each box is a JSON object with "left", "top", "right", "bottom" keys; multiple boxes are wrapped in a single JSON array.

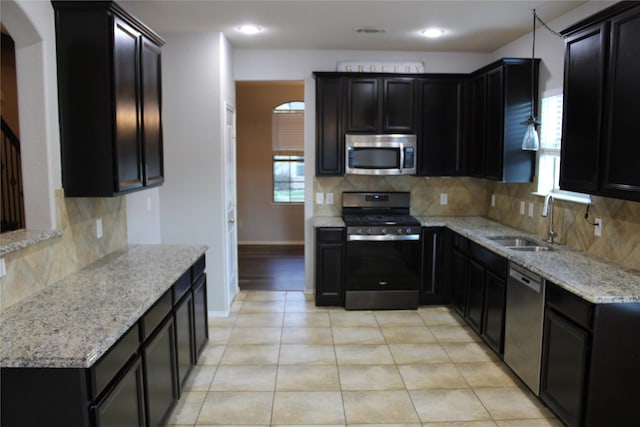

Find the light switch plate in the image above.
[
  {"left": 96, "top": 218, "right": 103, "bottom": 239},
  {"left": 325, "top": 192, "right": 334, "bottom": 204},
  {"left": 440, "top": 193, "right": 448, "bottom": 205},
  {"left": 520, "top": 201, "right": 525, "bottom": 215},
  {"left": 528, "top": 202, "right": 534, "bottom": 217},
  {"left": 0, "top": 259, "right": 6, "bottom": 278},
  {"left": 594, "top": 218, "right": 602, "bottom": 237},
  {"left": 491, "top": 194, "right": 496, "bottom": 207},
  {"left": 316, "top": 192, "right": 324, "bottom": 205}
]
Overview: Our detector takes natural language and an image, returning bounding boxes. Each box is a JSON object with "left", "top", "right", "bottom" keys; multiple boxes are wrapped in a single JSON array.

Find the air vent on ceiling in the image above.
[{"left": 355, "top": 27, "right": 386, "bottom": 34}]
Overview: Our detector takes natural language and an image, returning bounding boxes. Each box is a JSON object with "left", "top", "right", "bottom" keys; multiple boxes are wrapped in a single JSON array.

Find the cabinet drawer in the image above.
[
  {"left": 191, "top": 255, "right": 206, "bottom": 283},
  {"left": 453, "top": 233, "right": 469, "bottom": 252},
  {"left": 91, "top": 325, "right": 139, "bottom": 399},
  {"left": 173, "top": 270, "right": 191, "bottom": 303},
  {"left": 317, "top": 228, "right": 345, "bottom": 243},
  {"left": 469, "top": 241, "right": 507, "bottom": 277},
  {"left": 141, "top": 290, "right": 172, "bottom": 341},
  {"left": 546, "top": 282, "right": 594, "bottom": 330}
]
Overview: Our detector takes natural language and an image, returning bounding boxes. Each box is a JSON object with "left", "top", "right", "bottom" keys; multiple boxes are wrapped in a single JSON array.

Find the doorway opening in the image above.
[{"left": 235, "top": 81, "right": 305, "bottom": 291}]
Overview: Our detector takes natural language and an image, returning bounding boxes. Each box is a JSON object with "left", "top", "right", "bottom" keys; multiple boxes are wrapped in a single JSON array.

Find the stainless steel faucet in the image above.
[{"left": 541, "top": 193, "right": 556, "bottom": 243}]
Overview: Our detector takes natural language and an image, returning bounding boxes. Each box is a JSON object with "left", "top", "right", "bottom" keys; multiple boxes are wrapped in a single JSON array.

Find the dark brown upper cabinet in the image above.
[
  {"left": 560, "top": 2, "right": 640, "bottom": 202},
  {"left": 53, "top": 1, "right": 165, "bottom": 197}
]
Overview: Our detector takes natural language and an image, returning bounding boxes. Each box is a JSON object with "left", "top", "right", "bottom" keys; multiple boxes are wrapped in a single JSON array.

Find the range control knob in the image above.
[
  {"left": 397, "top": 227, "right": 403, "bottom": 234},
  {"left": 406, "top": 227, "right": 413, "bottom": 234},
  {"left": 381, "top": 227, "right": 387, "bottom": 234},
  {"left": 367, "top": 227, "right": 373, "bottom": 235}
]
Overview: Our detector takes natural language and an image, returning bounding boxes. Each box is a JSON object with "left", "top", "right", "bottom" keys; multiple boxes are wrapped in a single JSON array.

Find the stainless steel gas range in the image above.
[{"left": 342, "top": 192, "right": 421, "bottom": 310}]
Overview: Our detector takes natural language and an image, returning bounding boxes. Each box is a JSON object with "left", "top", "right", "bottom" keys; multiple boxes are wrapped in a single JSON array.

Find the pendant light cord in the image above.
[{"left": 530, "top": 9, "right": 536, "bottom": 120}]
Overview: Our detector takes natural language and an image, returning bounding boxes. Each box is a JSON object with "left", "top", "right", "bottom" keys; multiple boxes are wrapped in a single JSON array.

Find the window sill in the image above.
[
  {"left": 0, "top": 229, "right": 63, "bottom": 257},
  {"left": 532, "top": 191, "right": 592, "bottom": 205},
  {"left": 271, "top": 202, "right": 304, "bottom": 208}
]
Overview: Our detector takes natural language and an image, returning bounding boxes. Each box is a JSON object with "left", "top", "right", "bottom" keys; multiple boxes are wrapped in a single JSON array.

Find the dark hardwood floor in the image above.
[{"left": 238, "top": 244, "right": 305, "bottom": 291}]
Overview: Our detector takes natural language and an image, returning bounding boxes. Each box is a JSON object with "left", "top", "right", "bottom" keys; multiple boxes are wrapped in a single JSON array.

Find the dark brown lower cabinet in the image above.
[
  {"left": 419, "top": 227, "right": 449, "bottom": 305},
  {"left": 175, "top": 290, "right": 194, "bottom": 391},
  {"left": 450, "top": 248, "right": 468, "bottom": 315},
  {"left": 315, "top": 227, "right": 345, "bottom": 306},
  {"left": 143, "top": 316, "right": 178, "bottom": 427},
  {"left": 481, "top": 270, "right": 506, "bottom": 354},
  {"left": 193, "top": 274, "right": 209, "bottom": 359},
  {"left": 465, "top": 259, "right": 485, "bottom": 333},
  {"left": 94, "top": 356, "right": 145, "bottom": 427}
]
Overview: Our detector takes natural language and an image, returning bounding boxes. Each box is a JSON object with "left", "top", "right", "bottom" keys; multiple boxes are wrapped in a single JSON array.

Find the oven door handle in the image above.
[{"left": 347, "top": 234, "right": 420, "bottom": 241}]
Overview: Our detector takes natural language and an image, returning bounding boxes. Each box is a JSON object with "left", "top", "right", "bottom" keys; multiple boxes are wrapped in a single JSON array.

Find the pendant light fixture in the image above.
[{"left": 522, "top": 9, "right": 541, "bottom": 151}]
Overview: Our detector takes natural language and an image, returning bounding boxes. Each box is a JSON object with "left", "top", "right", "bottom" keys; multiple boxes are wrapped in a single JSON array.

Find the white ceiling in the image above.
[{"left": 120, "top": 0, "right": 586, "bottom": 52}]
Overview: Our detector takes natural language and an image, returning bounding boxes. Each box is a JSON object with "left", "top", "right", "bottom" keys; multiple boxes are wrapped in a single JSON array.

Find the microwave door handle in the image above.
[{"left": 399, "top": 145, "right": 405, "bottom": 172}]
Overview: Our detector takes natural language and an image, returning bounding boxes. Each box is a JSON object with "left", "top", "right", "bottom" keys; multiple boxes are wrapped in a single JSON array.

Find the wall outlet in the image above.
[
  {"left": 147, "top": 196, "right": 152, "bottom": 212},
  {"left": 96, "top": 218, "right": 103, "bottom": 239},
  {"left": 491, "top": 194, "right": 496, "bottom": 207},
  {"left": 440, "top": 193, "right": 448, "bottom": 205},
  {"left": 594, "top": 218, "right": 602, "bottom": 237},
  {"left": 315, "top": 192, "right": 324, "bottom": 205},
  {"left": 528, "top": 202, "right": 534, "bottom": 218},
  {"left": 0, "top": 259, "right": 6, "bottom": 278},
  {"left": 325, "top": 192, "right": 334, "bottom": 204},
  {"left": 520, "top": 201, "right": 525, "bottom": 215}
]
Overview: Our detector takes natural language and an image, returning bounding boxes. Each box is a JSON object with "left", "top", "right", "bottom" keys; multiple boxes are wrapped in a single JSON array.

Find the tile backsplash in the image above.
[{"left": 0, "top": 189, "right": 127, "bottom": 310}]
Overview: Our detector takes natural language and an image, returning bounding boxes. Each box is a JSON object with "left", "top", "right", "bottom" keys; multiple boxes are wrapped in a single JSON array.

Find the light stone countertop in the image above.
[
  {"left": 0, "top": 229, "right": 64, "bottom": 256},
  {"left": 0, "top": 244, "right": 207, "bottom": 369},
  {"left": 313, "top": 215, "right": 640, "bottom": 304}
]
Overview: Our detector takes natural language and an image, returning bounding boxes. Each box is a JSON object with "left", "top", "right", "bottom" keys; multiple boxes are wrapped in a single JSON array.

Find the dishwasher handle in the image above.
[{"left": 509, "top": 264, "right": 542, "bottom": 293}]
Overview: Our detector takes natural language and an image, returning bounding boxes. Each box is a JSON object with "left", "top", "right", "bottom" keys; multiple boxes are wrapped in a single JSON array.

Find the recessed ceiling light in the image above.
[
  {"left": 421, "top": 28, "right": 445, "bottom": 38},
  {"left": 238, "top": 25, "right": 262, "bottom": 35}
]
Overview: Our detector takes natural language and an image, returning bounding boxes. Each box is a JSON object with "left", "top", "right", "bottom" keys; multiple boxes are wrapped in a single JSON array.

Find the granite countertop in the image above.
[
  {"left": 313, "top": 215, "right": 640, "bottom": 304},
  {"left": 0, "top": 244, "right": 207, "bottom": 369},
  {"left": 0, "top": 229, "right": 64, "bottom": 256}
]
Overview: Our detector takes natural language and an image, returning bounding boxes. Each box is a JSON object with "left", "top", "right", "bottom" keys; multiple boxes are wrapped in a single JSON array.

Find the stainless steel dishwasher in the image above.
[{"left": 504, "top": 262, "right": 545, "bottom": 395}]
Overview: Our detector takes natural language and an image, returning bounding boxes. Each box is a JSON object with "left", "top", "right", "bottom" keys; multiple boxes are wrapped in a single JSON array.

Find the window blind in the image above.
[{"left": 272, "top": 111, "right": 304, "bottom": 152}]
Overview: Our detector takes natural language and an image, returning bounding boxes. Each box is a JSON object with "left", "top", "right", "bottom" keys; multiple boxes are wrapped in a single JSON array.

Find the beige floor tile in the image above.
[
  {"left": 285, "top": 299, "right": 329, "bottom": 312},
  {"left": 234, "top": 312, "right": 284, "bottom": 328},
  {"left": 197, "top": 391, "right": 273, "bottom": 425},
  {"left": 198, "top": 343, "right": 225, "bottom": 365},
  {"left": 422, "top": 422, "right": 497, "bottom": 427},
  {"left": 208, "top": 326, "right": 233, "bottom": 344},
  {"left": 456, "top": 362, "right": 520, "bottom": 388},
  {"left": 398, "top": 363, "right": 468, "bottom": 389},
  {"left": 342, "top": 390, "right": 420, "bottom": 424},
  {"left": 339, "top": 365, "right": 405, "bottom": 390},
  {"left": 278, "top": 344, "right": 337, "bottom": 365},
  {"left": 276, "top": 365, "right": 340, "bottom": 390},
  {"left": 272, "top": 391, "right": 345, "bottom": 424},
  {"left": 284, "top": 291, "right": 309, "bottom": 301},
  {"left": 441, "top": 342, "right": 499, "bottom": 363},
  {"left": 418, "top": 307, "right": 465, "bottom": 326},
  {"left": 410, "top": 389, "right": 491, "bottom": 422},
  {"left": 350, "top": 424, "right": 422, "bottom": 427},
  {"left": 496, "top": 419, "right": 563, "bottom": 427},
  {"left": 430, "top": 325, "right": 482, "bottom": 343},
  {"left": 209, "top": 314, "right": 237, "bottom": 328},
  {"left": 227, "top": 327, "right": 282, "bottom": 345},
  {"left": 166, "top": 390, "right": 206, "bottom": 424},
  {"left": 210, "top": 365, "right": 277, "bottom": 391},
  {"left": 181, "top": 365, "right": 216, "bottom": 392},
  {"left": 283, "top": 312, "right": 331, "bottom": 328},
  {"left": 474, "top": 387, "right": 555, "bottom": 420},
  {"left": 335, "top": 344, "right": 395, "bottom": 365},
  {"left": 374, "top": 311, "right": 426, "bottom": 327},
  {"left": 332, "top": 327, "right": 385, "bottom": 344},
  {"left": 329, "top": 311, "right": 378, "bottom": 327},
  {"left": 388, "top": 343, "right": 451, "bottom": 364},
  {"left": 220, "top": 344, "right": 280, "bottom": 365},
  {"left": 381, "top": 326, "right": 438, "bottom": 343},
  {"left": 244, "top": 290, "right": 287, "bottom": 301},
  {"left": 281, "top": 327, "right": 333, "bottom": 344},
  {"left": 240, "top": 300, "right": 286, "bottom": 313}
]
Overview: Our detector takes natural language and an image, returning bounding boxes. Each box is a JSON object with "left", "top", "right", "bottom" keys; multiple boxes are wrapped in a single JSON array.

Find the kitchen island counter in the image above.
[
  {"left": 419, "top": 216, "right": 640, "bottom": 304},
  {"left": 0, "top": 244, "right": 207, "bottom": 368}
]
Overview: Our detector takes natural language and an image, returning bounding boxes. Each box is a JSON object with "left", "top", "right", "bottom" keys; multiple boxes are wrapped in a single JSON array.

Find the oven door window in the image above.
[
  {"left": 346, "top": 240, "right": 420, "bottom": 290},
  {"left": 348, "top": 148, "right": 400, "bottom": 169}
]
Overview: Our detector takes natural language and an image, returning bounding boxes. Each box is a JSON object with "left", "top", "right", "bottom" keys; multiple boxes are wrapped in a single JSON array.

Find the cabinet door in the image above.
[
  {"left": 481, "top": 270, "right": 505, "bottom": 355},
  {"left": 451, "top": 249, "right": 468, "bottom": 316},
  {"left": 420, "top": 228, "right": 447, "bottom": 304},
  {"left": 315, "top": 228, "right": 345, "bottom": 306},
  {"left": 467, "top": 74, "right": 486, "bottom": 177},
  {"left": 346, "top": 78, "right": 379, "bottom": 132},
  {"left": 484, "top": 67, "right": 504, "bottom": 181},
  {"left": 113, "top": 18, "right": 144, "bottom": 193},
  {"left": 140, "top": 37, "right": 164, "bottom": 187},
  {"left": 418, "top": 79, "right": 461, "bottom": 175},
  {"left": 94, "top": 357, "right": 145, "bottom": 427},
  {"left": 600, "top": 7, "right": 640, "bottom": 201},
  {"left": 465, "top": 259, "right": 485, "bottom": 333},
  {"left": 559, "top": 24, "right": 607, "bottom": 194},
  {"left": 174, "top": 291, "right": 194, "bottom": 392},
  {"left": 143, "top": 316, "right": 178, "bottom": 427},
  {"left": 193, "top": 275, "right": 209, "bottom": 359},
  {"left": 383, "top": 78, "right": 415, "bottom": 133},
  {"left": 540, "top": 310, "right": 590, "bottom": 427},
  {"left": 315, "top": 76, "right": 343, "bottom": 175}
]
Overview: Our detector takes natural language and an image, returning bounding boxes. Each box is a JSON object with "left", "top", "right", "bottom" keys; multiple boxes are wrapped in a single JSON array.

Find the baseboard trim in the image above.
[{"left": 238, "top": 241, "right": 304, "bottom": 245}]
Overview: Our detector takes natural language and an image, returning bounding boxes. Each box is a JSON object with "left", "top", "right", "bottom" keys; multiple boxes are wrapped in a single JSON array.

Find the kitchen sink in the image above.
[{"left": 487, "top": 235, "right": 556, "bottom": 252}]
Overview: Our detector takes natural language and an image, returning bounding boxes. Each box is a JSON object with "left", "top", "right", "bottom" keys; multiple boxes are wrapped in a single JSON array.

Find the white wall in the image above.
[
  {"left": 3, "top": 0, "right": 61, "bottom": 230},
  {"left": 158, "top": 32, "right": 235, "bottom": 315},
  {"left": 126, "top": 188, "right": 161, "bottom": 244}
]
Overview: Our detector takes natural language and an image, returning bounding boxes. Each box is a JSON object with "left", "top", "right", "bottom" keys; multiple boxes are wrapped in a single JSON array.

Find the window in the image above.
[
  {"left": 536, "top": 93, "right": 591, "bottom": 203},
  {"left": 272, "top": 101, "right": 304, "bottom": 203}
]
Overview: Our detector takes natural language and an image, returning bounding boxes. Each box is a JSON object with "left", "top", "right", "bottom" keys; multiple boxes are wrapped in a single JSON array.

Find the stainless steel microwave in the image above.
[{"left": 345, "top": 134, "right": 417, "bottom": 175}]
